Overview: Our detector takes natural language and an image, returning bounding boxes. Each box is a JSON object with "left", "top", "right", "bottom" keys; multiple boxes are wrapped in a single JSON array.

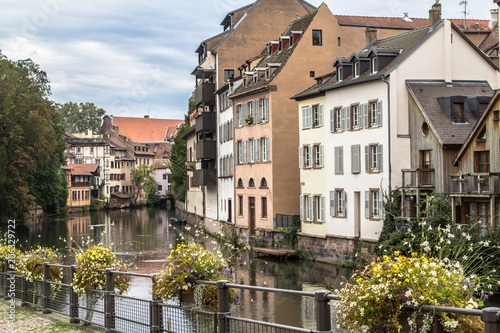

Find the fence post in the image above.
[
  {"left": 42, "top": 262, "right": 52, "bottom": 314},
  {"left": 20, "top": 276, "right": 27, "bottom": 306},
  {"left": 217, "top": 280, "right": 230, "bottom": 333},
  {"left": 104, "top": 269, "right": 115, "bottom": 333},
  {"left": 69, "top": 265, "right": 80, "bottom": 324},
  {"left": 150, "top": 300, "right": 162, "bottom": 333},
  {"left": 3, "top": 258, "right": 10, "bottom": 300},
  {"left": 482, "top": 307, "right": 500, "bottom": 333},
  {"left": 315, "top": 290, "right": 332, "bottom": 333}
]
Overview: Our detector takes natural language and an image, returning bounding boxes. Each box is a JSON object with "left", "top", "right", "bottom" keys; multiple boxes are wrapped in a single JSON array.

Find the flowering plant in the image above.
[
  {"left": 153, "top": 243, "right": 240, "bottom": 309},
  {"left": 16, "top": 246, "right": 62, "bottom": 283},
  {"left": 72, "top": 246, "right": 131, "bottom": 295},
  {"left": 0, "top": 245, "right": 22, "bottom": 271},
  {"left": 335, "top": 253, "right": 486, "bottom": 332}
]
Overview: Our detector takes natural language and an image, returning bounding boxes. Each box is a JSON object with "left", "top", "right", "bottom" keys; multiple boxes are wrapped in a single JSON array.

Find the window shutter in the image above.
[
  {"left": 264, "top": 98, "right": 269, "bottom": 122},
  {"left": 318, "top": 105, "right": 324, "bottom": 127},
  {"left": 365, "top": 145, "right": 370, "bottom": 173},
  {"left": 340, "top": 107, "right": 346, "bottom": 131},
  {"left": 300, "top": 195, "right": 304, "bottom": 221},
  {"left": 308, "top": 107, "right": 313, "bottom": 128},
  {"left": 255, "top": 139, "right": 261, "bottom": 162},
  {"left": 363, "top": 103, "right": 369, "bottom": 129},
  {"left": 342, "top": 191, "right": 347, "bottom": 218},
  {"left": 320, "top": 196, "right": 325, "bottom": 222},
  {"left": 377, "top": 100, "right": 382, "bottom": 127},
  {"left": 359, "top": 104, "right": 365, "bottom": 128},
  {"left": 265, "top": 137, "right": 270, "bottom": 161},
  {"left": 378, "top": 144, "right": 383, "bottom": 172},
  {"left": 308, "top": 196, "right": 313, "bottom": 221},
  {"left": 319, "top": 145, "right": 324, "bottom": 168},
  {"left": 255, "top": 100, "right": 261, "bottom": 123},
  {"left": 330, "top": 191, "right": 335, "bottom": 217},
  {"left": 346, "top": 107, "right": 351, "bottom": 131},
  {"left": 243, "top": 103, "right": 248, "bottom": 122},
  {"left": 330, "top": 109, "right": 335, "bottom": 133},
  {"left": 352, "top": 146, "right": 360, "bottom": 173},
  {"left": 302, "top": 108, "right": 307, "bottom": 129},
  {"left": 299, "top": 147, "right": 303, "bottom": 168},
  {"left": 365, "top": 191, "right": 370, "bottom": 219},
  {"left": 243, "top": 140, "right": 247, "bottom": 163},
  {"left": 335, "top": 148, "right": 339, "bottom": 174},
  {"left": 379, "top": 193, "right": 384, "bottom": 219}
]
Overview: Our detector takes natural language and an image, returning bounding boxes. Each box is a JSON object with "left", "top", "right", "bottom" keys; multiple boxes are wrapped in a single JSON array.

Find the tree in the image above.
[
  {"left": 57, "top": 102, "right": 106, "bottom": 134},
  {"left": 131, "top": 164, "right": 157, "bottom": 205},
  {"left": 0, "top": 52, "right": 67, "bottom": 221}
]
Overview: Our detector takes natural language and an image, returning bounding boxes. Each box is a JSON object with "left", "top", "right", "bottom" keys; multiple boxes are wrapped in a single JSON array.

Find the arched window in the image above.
[
  {"left": 248, "top": 178, "right": 255, "bottom": 188},
  {"left": 260, "top": 178, "right": 268, "bottom": 188},
  {"left": 237, "top": 178, "right": 244, "bottom": 188}
]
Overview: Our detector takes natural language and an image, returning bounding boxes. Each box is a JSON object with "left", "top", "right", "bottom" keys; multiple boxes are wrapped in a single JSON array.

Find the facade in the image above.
[
  {"left": 63, "top": 164, "right": 100, "bottom": 208},
  {"left": 154, "top": 165, "right": 172, "bottom": 197},
  {"left": 403, "top": 80, "right": 494, "bottom": 217},
  {"left": 450, "top": 90, "right": 500, "bottom": 234},
  {"left": 292, "top": 3, "right": 499, "bottom": 260}
]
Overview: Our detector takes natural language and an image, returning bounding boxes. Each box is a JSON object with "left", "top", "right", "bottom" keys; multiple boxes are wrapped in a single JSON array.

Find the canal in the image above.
[{"left": 11, "top": 207, "right": 351, "bottom": 330}]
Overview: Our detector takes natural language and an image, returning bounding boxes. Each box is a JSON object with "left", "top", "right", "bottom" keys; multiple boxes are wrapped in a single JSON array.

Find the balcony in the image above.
[
  {"left": 185, "top": 161, "right": 196, "bottom": 171},
  {"left": 195, "top": 112, "right": 216, "bottom": 132},
  {"left": 450, "top": 174, "right": 500, "bottom": 195},
  {"left": 194, "top": 82, "right": 215, "bottom": 106},
  {"left": 72, "top": 181, "right": 90, "bottom": 188},
  {"left": 402, "top": 169, "right": 435, "bottom": 190},
  {"left": 196, "top": 140, "right": 216, "bottom": 160},
  {"left": 192, "top": 169, "right": 217, "bottom": 187}
]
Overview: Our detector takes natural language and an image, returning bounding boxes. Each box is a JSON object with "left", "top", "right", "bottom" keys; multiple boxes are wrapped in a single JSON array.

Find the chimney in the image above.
[
  {"left": 489, "top": 8, "right": 498, "bottom": 30},
  {"left": 429, "top": 1, "right": 442, "bottom": 27},
  {"left": 365, "top": 28, "right": 377, "bottom": 45}
]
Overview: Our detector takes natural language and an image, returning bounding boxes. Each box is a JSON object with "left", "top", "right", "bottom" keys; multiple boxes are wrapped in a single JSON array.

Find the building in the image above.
[
  {"left": 450, "top": 90, "right": 500, "bottom": 234},
  {"left": 402, "top": 80, "right": 493, "bottom": 217},
  {"left": 292, "top": 3, "right": 499, "bottom": 261},
  {"left": 63, "top": 164, "right": 100, "bottom": 208}
]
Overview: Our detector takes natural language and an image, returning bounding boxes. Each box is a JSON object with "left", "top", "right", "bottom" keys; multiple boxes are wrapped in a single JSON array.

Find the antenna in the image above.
[{"left": 459, "top": 0, "right": 468, "bottom": 30}]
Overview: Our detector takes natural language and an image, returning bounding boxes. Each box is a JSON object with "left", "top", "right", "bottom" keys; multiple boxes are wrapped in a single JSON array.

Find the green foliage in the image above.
[
  {"left": 57, "top": 101, "right": 106, "bottom": 134},
  {"left": 0, "top": 52, "right": 65, "bottom": 221},
  {"left": 282, "top": 215, "right": 300, "bottom": 249},
  {"left": 375, "top": 188, "right": 402, "bottom": 253},
  {"left": 131, "top": 164, "right": 157, "bottom": 205}
]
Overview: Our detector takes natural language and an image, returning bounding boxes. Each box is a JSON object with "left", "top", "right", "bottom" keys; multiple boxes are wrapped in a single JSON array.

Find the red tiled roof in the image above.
[
  {"left": 480, "top": 25, "right": 499, "bottom": 56},
  {"left": 66, "top": 163, "right": 100, "bottom": 176},
  {"left": 110, "top": 117, "right": 184, "bottom": 143},
  {"left": 335, "top": 15, "right": 490, "bottom": 32}
]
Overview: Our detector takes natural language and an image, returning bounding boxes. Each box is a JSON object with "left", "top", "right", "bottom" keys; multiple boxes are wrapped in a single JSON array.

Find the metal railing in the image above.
[
  {"left": 2, "top": 259, "right": 500, "bottom": 333},
  {"left": 450, "top": 174, "right": 500, "bottom": 194}
]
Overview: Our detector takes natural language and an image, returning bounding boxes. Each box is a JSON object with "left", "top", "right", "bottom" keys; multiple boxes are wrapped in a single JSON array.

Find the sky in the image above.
[{"left": 0, "top": 0, "right": 496, "bottom": 120}]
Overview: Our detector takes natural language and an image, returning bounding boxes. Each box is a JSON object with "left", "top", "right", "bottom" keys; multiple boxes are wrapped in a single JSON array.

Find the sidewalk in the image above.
[{"left": 0, "top": 300, "right": 103, "bottom": 333}]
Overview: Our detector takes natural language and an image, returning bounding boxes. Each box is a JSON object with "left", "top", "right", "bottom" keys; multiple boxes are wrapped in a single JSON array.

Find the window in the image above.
[
  {"left": 369, "top": 100, "right": 382, "bottom": 127},
  {"left": 261, "top": 137, "right": 269, "bottom": 162},
  {"left": 312, "top": 105, "right": 323, "bottom": 127},
  {"left": 337, "top": 37, "right": 341, "bottom": 46},
  {"left": 493, "top": 110, "right": 499, "bottom": 121},
  {"left": 334, "top": 190, "right": 346, "bottom": 218},
  {"left": 305, "top": 195, "right": 314, "bottom": 221},
  {"left": 451, "top": 102, "right": 465, "bottom": 123},
  {"left": 476, "top": 127, "right": 486, "bottom": 142},
  {"left": 336, "top": 67, "right": 343, "bottom": 83},
  {"left": 224, "top": 69, "right": 234, "bottom": 81},
  {"left": 237, "top": 178, "right": 244, "bottom": 188},
  {"left": 261, "top": 197, "right": 267, "bottom": 218},
  {"left": 248, "top": 178, "right": 255, "bottom": 188},
  {"left": 351, "top": 145, "right": 360, "bottom": 174},
  {"left": 304, "top": 145, "right": 312, "bottom": 168},
  {"left": 260, "top": 178, "right": 268, "bottom": 188},
  {"left": 310, "top": 71, "right": 315, "bottom": 77},
  {"left": 334, "top": 147, "right": 343, "bottom": 174},
  {"left": 237, "top": 141, "right": 243, "bottom": 164},
  {"left": 312, "top": 30, "right": 322, "bottom": 46},
  {"left": 314, "top": 195, "right": 325, "bottom": 222},
  {"left": 474, "top": 151, "right": 490, "bottom": 173},
  {"left": 371, "top": 57, "right": 378, "bottom": 74},
  {"left": 77, "top": 147, "right": 81, "bottom": 154},
  {"left": 420, "top": 150, "right": 433, "bottom": 185},
  {"left": 302, "top": 106, "right": 312, "bottom": 129},
  {"left": 158, "top": 185, "right": 162, "bottom": 191},
  {"left": 353, "top": 61, "right": 360, "bottom": 78},
  {"left": 249, "top": 138, "right": 255, "bottom": 162},
  {"left": 365, "top": 144, "right": 383, "bottom": 173},
  {"left": 335, "top": 108, "right": 342, "bottom": 132},
  {"left": 351, "top": 105, "right": 360, "bottom": 129},
  {"left": 468, "top": 202, "right": 492, "bottom": 235},
  {"left": 365, "top": 190, "right": 383, "bottom": 219},
  {"left": 313, "top": 144, "right": 323, "bottom": 168},
  {"left": 260, "top": 98, "right": 269, "bottom": 123},
  {"left": 90, "top": 147, "right": 94, "bottom": 154},
  {"left": 238, "top": 196, "right": 243, "bottom": 216}
]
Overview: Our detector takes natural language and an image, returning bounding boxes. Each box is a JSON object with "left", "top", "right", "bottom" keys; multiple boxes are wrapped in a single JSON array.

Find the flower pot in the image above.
[
  {"left": 180, "top": 288, "right": 195, "bottom": 303},
  {"left": 399, "top": 311, "right": 444, "bottom": 333}
]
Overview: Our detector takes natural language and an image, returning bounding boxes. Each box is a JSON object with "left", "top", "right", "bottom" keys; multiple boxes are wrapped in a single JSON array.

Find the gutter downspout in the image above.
[{"left": 382, "top": 76, "right": 392, "bottom": 189}]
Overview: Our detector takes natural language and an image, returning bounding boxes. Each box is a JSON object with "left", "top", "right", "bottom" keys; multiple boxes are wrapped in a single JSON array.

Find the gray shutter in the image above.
[
  {"left": 342, "top": 191, "right": 347, "bottom": 218},
  {"left": 359, "top": 104, "right": 365, "bottom": 128},
  {"left": 340, "top": 107, "right": 346, "bottom": 131},
  {"left": 318, "top": 105, "right": 324, "bottom": 127},
  {"left": 378, "top": 144, "right": 383, "bottom": 172},
  {"left": 330, "top": 191, "right": 335, "bottom": 217},
  {"left": 377, "top": 100, "right": 383, "bottom": 127},
  {"left": 379, "top": 192, "right": 384, "bottom": 220},
  {"left": 335, "top": 148, "right": 339, "bottom": 173},
  {"left": 320, "top": 196, "right": 325, "bottom": 222},
  {"left": 300, "top": 195, "right": 304, "bottom": 221},
  {"left": 319, "top": 145, "right": 323, "bottom": 167},
  {"left": 243, "top": 103, "right": 248, "bottom": 122},
  {"left": 363, "top": 103, "right": 369, "bottom": 129},
  {"left": 352, "top": 146, "right": 360, "bottom": 173},
  {"left": 330, "top": 109, "right": 335, "bottom": 133},
  {"left": 346, "top": 107, "right": 351, "bottom": 131},
  {"left": 299, "top": 147, "right": 303, "bottom": 168},
  {"left": 302, "top": 108, "right": 306, "bottom": 129},
  {"left": 365, "top": 191, "right": 370, "bottom": 219},
  {"left": 264, "top": 98, "right": 269, "bottom": 122},
  {"left": 255, "top": 100, "right": 261, "bottom": 123},
  {"left": 255, "top": 139, "right": 261, "bottom": 162},
  {"left": 365, "top": 145, "right": 370, "bottom": 173}
]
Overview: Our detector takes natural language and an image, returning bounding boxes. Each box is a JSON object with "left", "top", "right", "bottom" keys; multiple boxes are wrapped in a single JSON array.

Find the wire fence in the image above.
[{"left": 1, "top": 259, "right": 500, "bottom": 333}]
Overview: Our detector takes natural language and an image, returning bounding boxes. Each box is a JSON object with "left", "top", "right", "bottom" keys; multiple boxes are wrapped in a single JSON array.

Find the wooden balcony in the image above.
[
  {"left": 195, "top": 112, "right": 216, "bottom": 132},
  {"left": 71, "top": 181, "right": 90, "bottom": 188},
  {"left": 194, "top": 82, "right": 215, "bottom": 106},
  {"left": 192, "top": 169, "right": 217, "bottom": 187},
  {"left": 450, "top": 174, "right": 500, "bottom": 195},
  {"left": 402, "top": 169, "right": 435, "bottom": 190},
  {"left": 196, "top": 140, "right": 216, "bottom": 160}
]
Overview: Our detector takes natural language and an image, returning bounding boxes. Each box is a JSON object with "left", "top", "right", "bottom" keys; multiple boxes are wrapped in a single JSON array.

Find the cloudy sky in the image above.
[{"left": 0, "top": 0, "right": 496, "bottom": 119}]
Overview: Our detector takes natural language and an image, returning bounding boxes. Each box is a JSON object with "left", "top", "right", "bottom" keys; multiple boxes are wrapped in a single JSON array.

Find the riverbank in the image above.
[{"left": 0, "top": 300, "right": 103, "bottom": 333}]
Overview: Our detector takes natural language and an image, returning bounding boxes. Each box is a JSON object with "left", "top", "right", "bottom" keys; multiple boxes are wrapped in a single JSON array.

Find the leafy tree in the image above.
[
  {"left": 131, "top": 164, "right": 157, "bottom": 205},
  {"left": 57, "top": 102, "right": 106, "bottom": 134},
  {"left": 0, "top": 52, "right": 66, "bottom": 221}
]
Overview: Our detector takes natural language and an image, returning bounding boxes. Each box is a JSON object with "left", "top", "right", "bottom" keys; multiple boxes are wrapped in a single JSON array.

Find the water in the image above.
[{"left": 10, "top": 207, "right": 350, "bottom": 330}]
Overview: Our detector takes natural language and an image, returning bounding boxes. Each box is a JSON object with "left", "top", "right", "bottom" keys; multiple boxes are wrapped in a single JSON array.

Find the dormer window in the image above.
[
  {"left": 371, "top": 57, "right": 378, "bottom": 74},
  {"left": 353, "top": 61, "right": 360, "bottom": 78},
  {"left": 281, "top": 37, "right": 290, "bottom": 48},
  {"left": 452, "top": 102, "right": 465, "bottom": 123},
  {"left": 336, "top": 67, "right": 343, "bottom": 83}
]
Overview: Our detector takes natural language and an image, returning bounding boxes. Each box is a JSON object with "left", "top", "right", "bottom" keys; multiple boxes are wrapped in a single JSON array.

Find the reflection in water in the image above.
[{"left": 8, "top": 207, "right": 351, "bottom": 330}]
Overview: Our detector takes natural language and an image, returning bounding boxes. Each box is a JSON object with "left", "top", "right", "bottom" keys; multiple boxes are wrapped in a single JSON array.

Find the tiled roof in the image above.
[
  {"left": 66, "top": 163, "right": 100, "bottom": 176},
  {"left": 407, "top": 80, "right": 493, "bottom": 146},
  {"left": 231, "top": 8, "right": 319, "bottom": 97},
  {"left": 110, "top": 116, "right": 184, "bottom": 143},
  {"left": 479, "top": 24, "right": 499, "bottom": 57},
  {"left": 291, "top": 72, "right": 335, "bottom": 100},
  {"left": 335, "top": 15, "right": 490, "bottom": 32}
]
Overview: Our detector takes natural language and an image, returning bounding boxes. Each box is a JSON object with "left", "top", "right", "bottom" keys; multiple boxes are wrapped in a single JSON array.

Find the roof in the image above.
[
  {"left": 231, "top": 7, "right": 319, "bottom": 98},
  {"left": 334, "top": 15, "right": 490, "bottom": 33},
  {"left": 407, "top": 80, "right": 493, "bottom": 146},
  {"left": 291, "top": 72, "right": 335, "bottom": 100},
  {"left": 66, "top": 163, "right": 100, "bottom": 176},
  {"left": 479, "top": 24, "right": 499, "bottom": 57},
  {"left": 109, "top": 116, "right": 184, "bottom": 143},
  {"left": 453, "top": 89, "right": 500, "bottom": 165}
]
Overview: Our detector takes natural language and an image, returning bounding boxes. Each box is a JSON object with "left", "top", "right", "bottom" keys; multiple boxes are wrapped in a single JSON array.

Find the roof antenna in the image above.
[{"left": 459, "top": 0, "right": 469, "bottom": 30}]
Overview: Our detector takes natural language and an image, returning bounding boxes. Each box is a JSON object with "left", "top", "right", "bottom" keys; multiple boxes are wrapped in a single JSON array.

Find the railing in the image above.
[
  {"left": 2, "top": 259, "right": 500, "bottom": 333},
  {"left": 71, "top": 181, "right": 91, "bottom": 187},
  {"left": 450, "top": 174, "right": 500, "bottom": 194},
  {"left": 274, "top": 214, "right": 298, "bottom": 229},
  {"left": 401, "top": 169, "right": 435, "bottom": 189}
]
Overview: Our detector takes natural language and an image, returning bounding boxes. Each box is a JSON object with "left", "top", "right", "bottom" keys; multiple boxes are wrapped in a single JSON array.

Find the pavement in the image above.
[{"left": 0, "top": 300, "right": 103, "bottom": 333}]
